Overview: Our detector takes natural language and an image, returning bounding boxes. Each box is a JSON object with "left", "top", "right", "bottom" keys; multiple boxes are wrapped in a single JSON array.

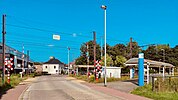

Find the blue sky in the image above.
[{"left": 0, "top": 0, "right": 178, "bottom": 63}]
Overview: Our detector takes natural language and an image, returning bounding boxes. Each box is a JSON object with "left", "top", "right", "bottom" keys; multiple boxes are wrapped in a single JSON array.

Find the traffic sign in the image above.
[{"left": 53, "top": 34, "right": 60, "bottom": 40}]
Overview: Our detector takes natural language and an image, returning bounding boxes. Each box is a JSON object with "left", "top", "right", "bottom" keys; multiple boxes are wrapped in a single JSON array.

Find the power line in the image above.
[
  {"left": 7, "top": 15, "right": 70, "bottom": 30},
  {"left": 5, "top": 26, "right": 129, "bottom": 45},
  {"left": 6, "top": 31, "right": 84, "bottom": 45},
  {"left": 6, "top": 41, "right": 79, "bottom": 50},
  {"left": 5, "top": 23, "right": 93, "bottom": 39},
  {"left": 7, "top": 40, "right": 80, "bottom": 50}
]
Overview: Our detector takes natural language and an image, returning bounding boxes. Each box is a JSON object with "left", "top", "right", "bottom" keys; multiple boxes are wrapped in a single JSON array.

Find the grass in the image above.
[
  {"left": 70, "top": 74, "right": 130, "bottom": 83},
  {"left": 131, "top": 84, "right": 178, "bottom": 100}
]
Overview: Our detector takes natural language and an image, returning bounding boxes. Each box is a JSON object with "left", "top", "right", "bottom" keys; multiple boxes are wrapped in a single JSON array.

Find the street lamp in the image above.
[
  {"left": 161, "top": 49, "right": 165, "bottom": 79},
  {"left": 101, "top": 5, "right": 107, "bottom": 87}
]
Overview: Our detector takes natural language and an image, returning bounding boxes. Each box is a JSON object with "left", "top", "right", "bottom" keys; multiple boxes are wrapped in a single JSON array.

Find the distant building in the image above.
[
  {"left": 102, "top": 67, "right": 122, "bottom": 78},
  {"left": 73, "top": 65, "right": 122, "bottom": 78},
  {"left": 35, "top": 65, "right": 43, "bottom": 73},
  {"left": 0, "top": 44, "right": 34, "bottom": 74},
  {"left": 42, "top": 57, "right": 65, "bottom": 74}
]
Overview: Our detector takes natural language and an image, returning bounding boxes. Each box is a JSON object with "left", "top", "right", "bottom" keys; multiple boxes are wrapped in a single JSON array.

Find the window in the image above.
[
  {"left": 46, "top": 66, "right": 47, "bottom": 68},
  {"left": 54, "top": 66, "right": 56, "bottom": 69}
]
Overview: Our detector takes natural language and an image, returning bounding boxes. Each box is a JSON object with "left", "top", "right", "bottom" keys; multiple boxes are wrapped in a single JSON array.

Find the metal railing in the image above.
[{"left": 151, "top": 76, "right": 178, "bottom": 92}]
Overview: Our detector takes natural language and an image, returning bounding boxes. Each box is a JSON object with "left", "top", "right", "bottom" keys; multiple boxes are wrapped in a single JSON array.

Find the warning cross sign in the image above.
[{"left": 5, "top": 57, "right": 14, "bottom": 70}]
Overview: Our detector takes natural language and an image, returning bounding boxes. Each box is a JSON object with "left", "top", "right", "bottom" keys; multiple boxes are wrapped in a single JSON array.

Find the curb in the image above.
[
  {"left": 18, "top": 77, "right": 37, "bottom": 100},
  {"left": 18, "top": 84, "right": 30, "bottom": 100}
]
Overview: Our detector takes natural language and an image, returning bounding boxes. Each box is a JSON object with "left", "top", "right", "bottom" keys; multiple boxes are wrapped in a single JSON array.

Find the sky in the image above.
[{"left": 0, "top": 0, "right": 178, "bottom": 63}]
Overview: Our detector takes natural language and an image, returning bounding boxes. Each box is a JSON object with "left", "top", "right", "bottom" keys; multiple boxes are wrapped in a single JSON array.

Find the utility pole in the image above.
[
  {"left": 130, "top": 37, "right": 132, "bottom": 58},
  {"left": 68, "top": 47, "right": 70, "bottom": 76},
  {"left": 101, "top": 36, "right": 103, "bottom": 59},
  {"left": 27, "top": 50, "right": 29, "bottom": 74},
  {"left": 86, "top": 43, "right": 89, "bottom": 78},
  {"left": 93, "top": 31, "right": 96, "bottom": 79},
  {"left": 22, "top": 44, "right": 25, "bottom": 77},
  {"left": 2, "top": 14, "right": 6, "bottom": 85}
]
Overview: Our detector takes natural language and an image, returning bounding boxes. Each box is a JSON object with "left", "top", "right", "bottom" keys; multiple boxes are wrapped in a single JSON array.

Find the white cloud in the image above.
[
  {"left": 47, "top": 44, "right": 54, "bottom": 47},
  {"left": 73, "top": 33, "right": 77, "bottom": 37}
]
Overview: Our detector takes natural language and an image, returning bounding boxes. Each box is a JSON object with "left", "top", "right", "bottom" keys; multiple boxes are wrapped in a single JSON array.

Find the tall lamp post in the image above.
[
  {"left": 101, "top": 5, "right": 107, "bottom": 87},
  {"left": 161, "top": 49, "right": 165, "bottom": 79}
]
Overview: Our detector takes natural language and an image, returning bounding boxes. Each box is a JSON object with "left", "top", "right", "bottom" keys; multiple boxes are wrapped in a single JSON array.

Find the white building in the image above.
[
  {"left": 42, "top": 57, "right": 65, "bottom": 74},
  {"left": 102, "top": 67, "right": 122, "bottom": 78}
]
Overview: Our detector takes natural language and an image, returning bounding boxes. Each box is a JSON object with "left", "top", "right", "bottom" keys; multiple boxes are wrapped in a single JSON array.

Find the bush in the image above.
[
  {"left": 154, "top": 77, "right": 178, "bottom": 92},
  {"left": 89, "top": 75, "right": 95, "bottom": 82},
  {"left": 70, "top": 74, "right": 130, "bottom": 83},
  {"left": 0, "top": 83, "right": 12, "bottom": 94},
  {"left": 132, "top": 84, "right": 178, "bottom": 100}
]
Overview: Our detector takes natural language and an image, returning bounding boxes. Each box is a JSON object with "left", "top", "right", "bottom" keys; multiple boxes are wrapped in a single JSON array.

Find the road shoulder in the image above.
[{"left": 0, "top": 77, "right": 37, "bottom": 100}]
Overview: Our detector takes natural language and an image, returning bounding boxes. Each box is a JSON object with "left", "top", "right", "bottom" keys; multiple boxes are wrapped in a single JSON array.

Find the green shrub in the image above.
[
  {"left": 154, "top": 77, "right": 178, "bottom": 92},
  {"left": 89, "top": 75, "right": 95, "bottom": 82},
  {"left": 70, "top": 74, "right": 131, "bottom": 83},
  {"left": 132, "top": 84, "right": 178, "bottom": 100}
]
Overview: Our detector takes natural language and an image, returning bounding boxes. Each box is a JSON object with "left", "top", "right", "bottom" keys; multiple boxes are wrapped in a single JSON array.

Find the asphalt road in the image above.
[{"left": 21, "top": 75, "right": 121, "bottom": 100}]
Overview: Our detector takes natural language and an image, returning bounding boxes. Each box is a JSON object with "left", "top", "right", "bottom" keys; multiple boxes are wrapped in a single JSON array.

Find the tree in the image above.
[
  {"left": 100, "top": 54, "right": 113, "bottom": 66},
  {"left": 114, "top": 55, "right": 127, "bottom": 67},
  {"left": 75, "top": 40, "right": 101, "bottom": 65},
  {"left": 144, "top": 45, "right": 171, "bottom": 62},
  {"left": 143, "top": 45, "right": 159, "bottom": 60},
  {"left": 126, "top": 41, "right": 140, "bottom": 59},
  {"left": 167, "top": 45, "right": 178, "bottom": 66},
  {"left": 112, "top": 44, "right": 127, "bottom": 62},
  {"left": 75, "top": 56, "right": 87, "bottom": 65}
]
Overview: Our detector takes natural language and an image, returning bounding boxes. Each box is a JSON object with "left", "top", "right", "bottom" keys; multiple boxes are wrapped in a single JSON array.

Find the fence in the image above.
[{"left": 151, "top": 76, "right": 178, "bottom": 92}]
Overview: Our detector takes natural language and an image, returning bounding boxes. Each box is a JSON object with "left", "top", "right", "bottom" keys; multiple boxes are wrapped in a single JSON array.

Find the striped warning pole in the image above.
[
  {"left": 7, "top": 70, "right": 10, "bottom": 84},
  {"left": 95, "top": 60, "right": 102, "bottom": 81}
]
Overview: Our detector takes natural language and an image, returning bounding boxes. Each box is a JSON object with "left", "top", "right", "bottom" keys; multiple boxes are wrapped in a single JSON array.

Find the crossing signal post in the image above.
[
  {"left": 93, "top": 31, "right": 96, "bottom": 79},
  {"left": 5, "top": 57, "right": 14, "bottom": 84},
  {"left": 94, "top": 60, "right": 102, "bottom": 81}
]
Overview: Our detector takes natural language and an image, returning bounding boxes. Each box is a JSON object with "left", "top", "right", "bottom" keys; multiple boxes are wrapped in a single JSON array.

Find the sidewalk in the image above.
[
  {"left": 97, "top": 79, "right": 139, "bottom": 93},
  {"left": 66, "top": 77, "right": 151, "bottom": 100},
  {"left": 82, "top": 82, "right": 151, "bottom": 100},
  {"left": 0, "top": 78, "right": 36, "bottom": 100}
]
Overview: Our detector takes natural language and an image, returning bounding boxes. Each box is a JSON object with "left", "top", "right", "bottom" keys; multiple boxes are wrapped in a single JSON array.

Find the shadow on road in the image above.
[{"left": 122, "top": 79, "right": 139, "bottom": 85}]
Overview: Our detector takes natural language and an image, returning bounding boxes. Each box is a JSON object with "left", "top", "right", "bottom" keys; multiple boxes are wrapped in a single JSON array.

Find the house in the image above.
[
  {"left": 35, "top": 65, "right": 43, "bottom": 73},
  {"left": 42, "top": 57, "right": 65, "bottom": 74}
]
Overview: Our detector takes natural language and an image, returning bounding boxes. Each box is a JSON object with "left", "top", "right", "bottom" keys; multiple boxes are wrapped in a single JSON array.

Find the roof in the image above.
[
  {"left": 125, "top": 58, "right": 175, "bottom": 68},
  {"left": 43, "top": 58, "right": 64, "bottom": 64},
  {"left": 75, "top": 65, "right": 94, "bottom": 68}
]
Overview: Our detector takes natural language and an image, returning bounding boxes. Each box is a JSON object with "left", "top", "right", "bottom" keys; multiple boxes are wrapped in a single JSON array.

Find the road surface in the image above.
[{"left": 21, "top": 75, "right": 122, "bottom": 100}]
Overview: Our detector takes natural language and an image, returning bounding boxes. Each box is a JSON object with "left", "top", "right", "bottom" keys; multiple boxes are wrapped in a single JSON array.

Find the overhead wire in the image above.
[
  {"left": 3, "top": 15, "right": 133, "bottom": 61},
  {"left": 3, "top": 15, "right": 131, "bottom": 44},
  {"left": 4, "top": 24, "right": 129, "bottom": 45},
  {"left": 6, "top": 31, "right": 85, "bottom": 45},
  {"left": 6, "top": 40, "right": 79, "bottom": 50}
]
